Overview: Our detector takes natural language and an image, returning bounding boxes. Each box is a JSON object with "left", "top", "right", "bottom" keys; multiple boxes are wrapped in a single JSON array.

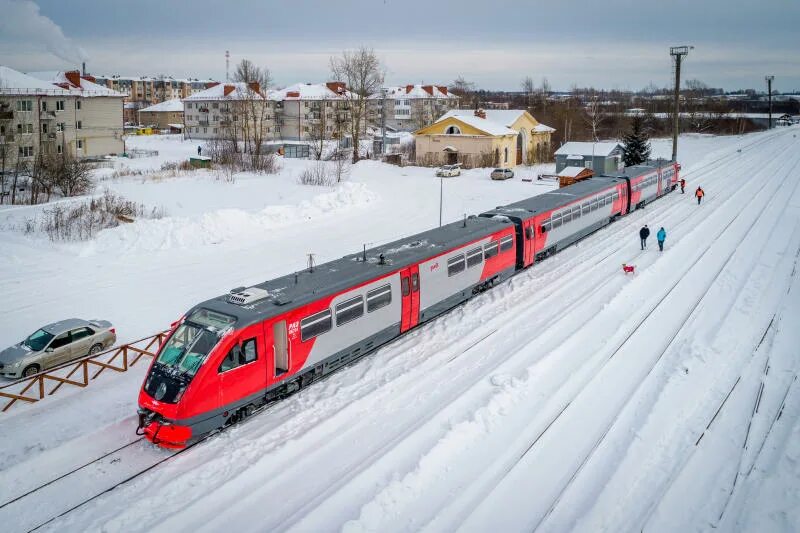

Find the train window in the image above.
[
  {"left": 612, "top": 193, "right": 619, "bottom": 201},
  {"left": 300, "top": 309, "right": 332, "bottom": 341},
  {"left": 552, "top": 215, "right": 562, "bottom": 228},
  {"left": 466, "top": 247, "right": 483, "bottom": 268},
  {"left": 562, "top": 212, "right": 572, "bottom": 224},
  {"left": 448, "top": 254, "right": 466, "bottom": 276},
  {"left": 367, "top": 284, "right": 392, "bottom": 312},
  {"left": 591, "top": 199, "right": 599, "bottom": 211},
  {"left": 218, "top": 347, "right": 236, "bottom": 372},
  {"left": 525, "top": 226, "right": 534, "bottom": 240},
  {"left": 484, "top": 241, "right": 499, "bottom": 258},
  {"left": 500, "top": 235, "right": 514, "bottom": 251},
  {"left": 582, "top": 203, "right": 590, "bottom": 215},
  {"left": 411, "top": 273, "right": 419, "bottom": 292},
  {"left": 335, "top": 296, "right": 364, "bottom": 326},
  {"left": 401, "top": 277, "right": 410, "bottom": 296},
  {"left": 540, "top": 222, "right": 549, "bottom": 234},
  {"left": 572, "top": 206, "right": 581, "bottom": 219},
  {"left": 242, "top": 338, "right": 257, "bottom": 364}
]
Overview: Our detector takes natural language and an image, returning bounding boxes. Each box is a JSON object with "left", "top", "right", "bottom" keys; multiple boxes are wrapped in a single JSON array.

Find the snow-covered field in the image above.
[{"left": 1, "top": 128, "right": 798, "bottom": 532}]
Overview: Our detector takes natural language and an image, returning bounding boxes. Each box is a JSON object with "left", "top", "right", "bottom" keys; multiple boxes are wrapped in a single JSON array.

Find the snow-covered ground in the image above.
[{"left": 1, "top": 128, "right": 798, "bottom": 532}]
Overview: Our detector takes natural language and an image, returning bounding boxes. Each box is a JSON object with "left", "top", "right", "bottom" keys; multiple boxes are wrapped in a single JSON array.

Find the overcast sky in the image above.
[{"left": 1, "top": 0, "right": 798, "bottom": 92}]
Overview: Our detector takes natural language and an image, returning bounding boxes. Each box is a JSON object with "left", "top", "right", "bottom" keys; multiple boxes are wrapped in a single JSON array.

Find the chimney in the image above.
[
  {"left": 326, "top": 81, "right": 345, "bottom": 94},
  {"left": 474, "top": 108, "right": 486, "bottom": 119},
  {"left": 422, "top": 85, "right": 434, "bottom": 96},
  {"left": 437, "top": 85, "right": 448, "bottom": 95},
  {"left": 65, "top": 70, "right": 82, "bottom": 88},
  {"left": 406, "top": 84, "right": 414, "bottom": 94},
  {"left": 82, "top": 62, "right": 86, "bottom": 76},
  {"left": 248, "top": 81, "right": 261, "bottom": 94},
  {"left": 223, "top": 84, "right": 235, "bottom": 96}
]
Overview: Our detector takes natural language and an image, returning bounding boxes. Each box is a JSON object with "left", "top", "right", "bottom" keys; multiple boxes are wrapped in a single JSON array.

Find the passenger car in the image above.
[
  {"left": 436, "top": 164, "right": 461, "bottom": 177},
  {"left": 490, "top": 168, "right": 514, "bottom": 180},
  {"left": 0, "top": 319, "right": 117, "bottom": 378}
]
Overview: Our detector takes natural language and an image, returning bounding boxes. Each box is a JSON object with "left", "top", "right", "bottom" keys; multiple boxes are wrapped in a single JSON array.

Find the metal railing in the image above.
[{"left": 0, "top": 331, "right": 169, "bottom": 413}]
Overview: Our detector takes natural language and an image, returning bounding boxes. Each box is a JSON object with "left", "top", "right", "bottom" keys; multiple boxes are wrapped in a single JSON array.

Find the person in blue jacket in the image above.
[{"left": 657, "top": 226, "right": 667, "bottom": 252}]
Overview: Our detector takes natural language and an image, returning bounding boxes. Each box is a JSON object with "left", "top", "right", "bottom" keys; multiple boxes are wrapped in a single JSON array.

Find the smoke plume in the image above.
[{"left": 0, "top": 0, "right": 88, "bottom": 65}]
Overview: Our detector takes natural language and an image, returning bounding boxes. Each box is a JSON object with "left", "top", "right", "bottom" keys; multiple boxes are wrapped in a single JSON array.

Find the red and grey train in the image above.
[{"left": 138, "top": 159, "right": 680, "bottom": 447}]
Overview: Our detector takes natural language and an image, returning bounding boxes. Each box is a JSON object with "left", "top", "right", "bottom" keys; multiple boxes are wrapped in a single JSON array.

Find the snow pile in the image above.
[{"left": 83, "top": 182, "right": 378, "bottom": 254}]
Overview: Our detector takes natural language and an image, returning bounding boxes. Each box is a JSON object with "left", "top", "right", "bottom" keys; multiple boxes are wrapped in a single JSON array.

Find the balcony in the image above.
[{"left": 0, "top": 111, "right": 12, "bottom": 120}]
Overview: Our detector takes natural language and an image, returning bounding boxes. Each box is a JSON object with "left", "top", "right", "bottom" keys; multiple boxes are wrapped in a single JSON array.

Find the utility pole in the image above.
[
  {"left": 765, "top": 75, "right": 774, "bottom": 129},
  {"left": 439, "top": 175, "right": 443, "bottom": 228},
  {"left": 670, "top": 46, "right": 692, "bottom": 162},
  {"left": 380, "top": 87, "right": 387, "bottom": 156},
  {"left": 225, "top": 50, "right": 230, "bottom": 82}
]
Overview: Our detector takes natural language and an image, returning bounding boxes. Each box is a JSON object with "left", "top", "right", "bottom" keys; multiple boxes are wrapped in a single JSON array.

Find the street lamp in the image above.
[
  {"left": 670, "top": 45, "right": 693, "bottom": 162},
  {"left": 765, "top": 75, "right": 774, "bottom": 129}
]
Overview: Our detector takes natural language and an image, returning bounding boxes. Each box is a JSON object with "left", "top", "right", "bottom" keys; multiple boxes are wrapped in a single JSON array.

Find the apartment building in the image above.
[
  {"left": 29, "top": 70, "right": 125, "bottom": 157},
  {"left": 272, "top": 82, "right": 351, "bottom": 141},
  {"left": 183, "top": 82, "right": 277, "bottom": 141},
  {"left": 0, "top": 67, "right": 74, "bottom": 172},
  {"left": 370, "top": 85, "right": 459, "bottom": 132},
  {"left": 94, "top": 75, "right": 218, "bottom": 104}
]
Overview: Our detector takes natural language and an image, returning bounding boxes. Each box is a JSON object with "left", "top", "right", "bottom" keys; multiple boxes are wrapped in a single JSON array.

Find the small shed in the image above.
[
  {"left": 189, "top": 155, "right": 211, "bottom": 168},
  {"left": 557, "top": 166, "right": 594, "bottom": 188},
  {"left": 554, "top": 142, "right": 624, "bottom": 174}
]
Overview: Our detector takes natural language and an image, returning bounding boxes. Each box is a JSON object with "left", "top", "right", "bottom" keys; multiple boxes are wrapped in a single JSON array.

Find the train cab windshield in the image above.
[{"left": 156, "top": 309, "right": 236, "bottom": 377}]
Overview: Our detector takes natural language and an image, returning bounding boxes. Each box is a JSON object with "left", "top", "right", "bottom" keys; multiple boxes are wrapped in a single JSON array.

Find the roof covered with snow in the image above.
[
  {"left": 183, "top": 82, "right": 277, "bottom": 102},
  {"left": 0, "top": 66, "right": 72, "bottom": 96},
  {"left": 140, "top": 99, "right": 184, "bottom": 113},
  {"left": 382, "top": 85, "right": 455, "bottom": 99},
  {"left": 554, "top": 141, "right": 623, "bottom": 157},
  {"left": 273, "top": 82, "right": 350, "bottom": 100},
  {"left": 558, "top": 166, "right": 592, "bottom": 177},
  {"left": 27, "top": 70, "right": 124, "bottom": 97}
]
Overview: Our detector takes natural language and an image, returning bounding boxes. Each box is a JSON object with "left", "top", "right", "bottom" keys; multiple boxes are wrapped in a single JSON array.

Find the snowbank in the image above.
[{"left": 83, "top": 182, "right": 379, "bottom": 255}]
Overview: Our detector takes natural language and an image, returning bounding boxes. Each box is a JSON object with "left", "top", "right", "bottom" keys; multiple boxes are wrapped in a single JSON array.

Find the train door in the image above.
[
  {"left": 218, "top": 325, "right": 267, "bottom": 408},
  {"left": 272, "top": 320, "right": 289, "bottom": 379},
  {"left": 524, "top": 221, "right": 536, "bottom": 267},
  {"left": 400, "top": 267, "right": 421, "bottom": 332}
]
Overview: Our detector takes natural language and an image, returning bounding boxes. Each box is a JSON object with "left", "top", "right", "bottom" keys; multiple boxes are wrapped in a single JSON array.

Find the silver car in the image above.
[
  {"left": 490, "top": 168, "right": 514, "bottom": 180},
  {"left": 436, "top": 164, "right": 462, "bottom": 177},
  {"left": 0, "top": 319, "right": 117, "bottom": 379}
]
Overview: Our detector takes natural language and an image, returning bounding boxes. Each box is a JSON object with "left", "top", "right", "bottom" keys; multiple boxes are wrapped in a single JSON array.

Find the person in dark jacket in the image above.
[
  {"left": 639, "top": 225, "right": 650, "bottom": 250},
  {"left": 657, "top": 227, "right": 667, "bottom": 251},
  {"left": 197, "top": 145, "right": 202, "bottom": 156},
  {"left": 680, "top": 178, "right": 686, "bottom": 193}
]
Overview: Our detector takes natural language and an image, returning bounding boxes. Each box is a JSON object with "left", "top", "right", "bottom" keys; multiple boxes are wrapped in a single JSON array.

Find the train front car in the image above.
[{"left": 137, "top": 307, "right": 243, "bottom": 448}]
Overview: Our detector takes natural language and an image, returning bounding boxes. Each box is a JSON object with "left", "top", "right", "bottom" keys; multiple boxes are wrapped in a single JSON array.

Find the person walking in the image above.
[
  {"left": 695, "top": 186, "right": 705, "bottom": 205},
  {"left": 197, "top": 145, "right": 202, "bottom": 156},
  {"left": 639, "top": 224, "right": 650, "bottom": 250},
  {"left": 680, "top": 178, "right": 686, "bottom": 193},
  {"left": 657, "top": 227, "right": 667, "bottom": 252}
]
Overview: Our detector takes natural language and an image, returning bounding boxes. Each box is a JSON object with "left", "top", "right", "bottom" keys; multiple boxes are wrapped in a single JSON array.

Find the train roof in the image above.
[
  {"left": 191, "top": 214, "right": 515, "bottom": 328},
  {"left": 482, "top": 176, "right": 626, "bottom": 220},
  {"left": 603, "top": 158, "right": 675, "bottom": 179}
]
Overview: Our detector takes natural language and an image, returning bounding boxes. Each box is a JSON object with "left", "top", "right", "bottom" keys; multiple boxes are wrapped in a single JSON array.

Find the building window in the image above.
[
  {"left": 213, "top": 128, "right": 217, "bottom": 134},
  {"left": 504, "top": 147, "right": 508, "bottom": 163},
  {"left": 203, "top": 127, "right": 207, "bottom": 133},
  {"left": 77, "top": 139, "right": 83, "bottom": 149},
  {"left": 57, "top": 122, "right": 64, "bottom": 132},
  {"left": 18, "top": 146, "right": 34, "bottom": 157},
  {"left": 76, "top": 100, "right": 81, "bottom": 110},
  {"left": 16, "top": 100, "right": 32, "bottom": 112},
  {"left": 76, "top": 120, "right": 82, "bottom": 130},
  {"left": 41, "top": 101, "right": 47, "bottom": 112},
  {"left": 445, "top": 125, "right": 461, "bottom": 135},
  {"left": 42, "top": 123, "right": 48, "bottom": 133},
  {"left": 57, "top": 144, "right": 63, "bottom": 154}
]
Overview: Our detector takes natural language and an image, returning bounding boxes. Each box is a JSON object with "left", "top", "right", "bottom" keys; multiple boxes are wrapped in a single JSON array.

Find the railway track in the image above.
[{"left": 4, "top": 129, "right": 795, "bottom": 532}]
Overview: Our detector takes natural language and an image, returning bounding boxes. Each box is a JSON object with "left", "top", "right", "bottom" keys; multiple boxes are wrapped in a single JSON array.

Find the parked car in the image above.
[
  {"left": 491, "top": 168, "right": 515, "bottom": 180},
  {"left": 436, "top": 164, "right": 462, "bottom": 177},
  {"left": 0, "top": 319, "right": 117, "bottom": 379}
]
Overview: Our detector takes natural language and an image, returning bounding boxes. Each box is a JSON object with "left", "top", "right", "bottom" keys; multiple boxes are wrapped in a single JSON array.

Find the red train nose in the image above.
[{"left": 142, "top": 420, "right": 192, "bottom": 449}]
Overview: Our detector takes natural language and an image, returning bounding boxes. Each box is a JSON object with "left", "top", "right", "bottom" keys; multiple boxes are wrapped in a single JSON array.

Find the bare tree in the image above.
[
  {"left": 521, "top": 76, "right": 535, "bottom": 110},
  {"left": 330, "top": 46, "right": 384, "bottom": 163},
  {"left": 451, "top": 76, "right": 476, "bottom": 109},
  {"left": 584, "top": 95, "right": 605, "bottom": 141},
  {"left": 539, "top": 77, "right": 551, "bottom": 112},
  {"left": 232, "top": 58, "right": 273, "bottom": 166}
]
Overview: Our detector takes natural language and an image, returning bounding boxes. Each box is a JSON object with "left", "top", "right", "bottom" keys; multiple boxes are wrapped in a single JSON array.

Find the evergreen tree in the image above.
[{"left": 621, "top": 115, "right": 652, "bottom": 166}]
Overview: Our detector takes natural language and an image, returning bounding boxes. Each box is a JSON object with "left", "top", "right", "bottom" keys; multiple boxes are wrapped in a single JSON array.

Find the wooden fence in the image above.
[{"left": 0, "top": 331, "right": 169, "bottom": 413}]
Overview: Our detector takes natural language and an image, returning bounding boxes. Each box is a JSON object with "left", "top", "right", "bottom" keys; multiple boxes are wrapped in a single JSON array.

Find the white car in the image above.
[
  {"left": 436, "top": 164, "right": 461, "bottom": 177},
  {"left": 490, "top": 168, "right": 515, "bottom": 180}
]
